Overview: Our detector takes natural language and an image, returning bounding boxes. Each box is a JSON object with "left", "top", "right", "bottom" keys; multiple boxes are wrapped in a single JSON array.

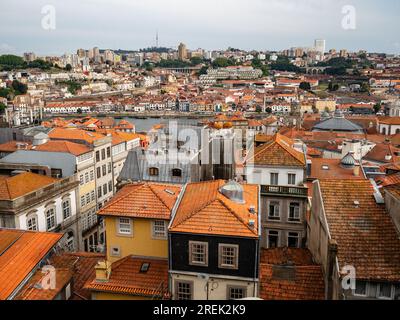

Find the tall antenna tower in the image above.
[{"left": 156, "top": 30, "right": 159, "bottom": 48}]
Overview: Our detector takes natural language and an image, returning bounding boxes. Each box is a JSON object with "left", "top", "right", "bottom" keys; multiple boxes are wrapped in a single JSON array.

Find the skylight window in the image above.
[{"left": 140, "top": 262, "right": 150, "bottom": 273}]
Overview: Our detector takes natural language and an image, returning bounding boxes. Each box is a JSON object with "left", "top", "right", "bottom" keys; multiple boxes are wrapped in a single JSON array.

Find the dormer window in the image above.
[
  {"left": 149, "top": 167, "right": 159, "bottom": 176},
  {"left": 172, "top": 168, "right": 182, "bottom": 177}
]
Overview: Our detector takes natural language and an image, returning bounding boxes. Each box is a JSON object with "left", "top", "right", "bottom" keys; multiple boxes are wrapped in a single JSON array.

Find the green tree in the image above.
[
  {"left": 373, "top": 103, "right": 382, "bottom": 114},
  {"left": 11, "top": 80, "right": 28, "bottom": 95},
  {"left": 212, "top": 57, "right": 236, "bottom": 68},
  {"left": 197, "top": 66, "right": 208, "bottom": 76},
  {"left": 255, "top": 105, "right": 262, "bottom": 113},
  {"left": 77, "top": 108, "right": 83, "bottom": 114},
  {"left": 0, "top": 87, "right": 12, "bottom": 99},
  {"left": 299, "top": 82, "right": 311, "bottom": 91},
  {"left": 0, "top": 102, "right": 6, "bottom": 114},
  {"left": 0, "top": 55, "right": 25, "bottom": 67},
  {"left": 190, "top": 56, "right": 203, "bottom": 66},
  {"left": 65, "top": 64, "right": 72, "bottom": 71}
]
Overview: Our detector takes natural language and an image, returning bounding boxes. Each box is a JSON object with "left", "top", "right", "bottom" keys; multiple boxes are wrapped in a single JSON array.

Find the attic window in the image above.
[{"left": 140, "top": 262, "right": 150, "bottom": 273}]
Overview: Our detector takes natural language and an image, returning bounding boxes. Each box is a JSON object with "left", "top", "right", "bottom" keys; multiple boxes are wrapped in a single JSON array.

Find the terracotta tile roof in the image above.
[
  {"left": 309, "top": 158, "right": 364, "bottom": 180},
  {"left": 49, "top": 252, "right": 105, "bottom": 300},
  {"left": 318, "top": 179, "right": 400, "bottom": 281},
  {"left": 376, "top": 172, "right": 400, "bottom": 187},
  {"left": 98, "top": 182, "right": 182, "bottom": 220},
  {"left": 170, "top": 180, "right": 259, "bottom": 238},
  {"left": 0, "top": 141, "right": 32, "bottom": 153},
  {"left": 48, "top": 128, "right": 105, "bottom": 144},
  {"left": 0, "top": 229, "right": 63, "bottom": 300},
  {"left": 378, "top": 116, "right": 400, "bottom": 125},
  {"left": 32, "top": 140, "right": 92, "bottom": 156},
  {"left": 84, "top": 256, "right": 169, "bottom": 298},
  {"left": 364, "top": 143, "right": 400, "bottom": 164},
  {"left": 15, "top": 268, "right": 73, "bottom": 300},
  {"left": 259, "top": 248, "right": 325, "bottom": 300},
  {"left": 0, "top": 172, "right": 58, "bottom": 200},
  {"left": 247, "top": 133, "right": 306, "bottom": 167}
]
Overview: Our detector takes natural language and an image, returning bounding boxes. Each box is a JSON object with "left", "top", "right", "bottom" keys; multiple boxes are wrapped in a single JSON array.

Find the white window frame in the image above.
[
  {"left": 117, "top": 217, "right": 132, "bottom": 235},
  {"left": 189, "top": 241, "right": 208, "bottom": 266},
  {"left": 45, "top": 207, "right": 57, "bottom": 231},
  {"left": 218, "top": 244, "right": 239, "bottom": 270},
  {"left": 287, "top": 173, "right": 296, "bottom": 185},
  {"left": 288, "top": 202, "right": 301, "bottom": 222},
  {"left": 268, "top": 200, "right": 280, "bottom": 221},
  {"left": 270, "top": 172, "right": 279, "bottom": 185},
  {"left": 26, "top": 213, "right": 38, "bottom": 231},
  {"left": 152, "top": 220, "right": 167, "bottom": 239},
  {"left": 62, "top": 199, "right": 71, "bottom": 220}
]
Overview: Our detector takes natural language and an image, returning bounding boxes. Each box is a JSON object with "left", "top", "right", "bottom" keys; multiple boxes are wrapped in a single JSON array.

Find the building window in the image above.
[
  {"left": 81, "top": 195, "right": 86, "bottom": 207},
  {"left": 108, "top": 181, "right": 113, "bottom": 193},
  {"left": 118, "top": 217, "right": 132, "bottom": 235},
  {"left": 97, "top": 186, "right": 102, "bottom": 198},
  {"left": 288, "top": 203, "right": 301, "bottom": 222},
  {"left": 101, "top": 148, "right": 106, "bottom": 160},
  {"left": 227, "top": 286, "right": 246, "bottom": 300},
  {"left": 270, "top": 172, "right": 279, "bottom": 185},
  {"left": 378, "top": 283, "right": 392, "bottom": 299},
  {"left": 90, "top": 170, "right": 94, "bottom": 181},
  {"left": 62, "top": 199, "right": 71, "bottom": 220},
  {"left": 354, "top": 281, "right": 367, "bottom": 296},
  {"left": 288, "top": 173, "right": 296, "bottom": 185},
  {"left": 107, "top": 147, "right": 111, "bottom": 158},
  {"left": 267, "top": 230, "right": 279, "bottom": 248},
  {"left": 26, "top": 214, "right": 38, "bottom": 231},
  {"left": 45, "top": 208, "right": 56, "bottom": 231},
  {"left": 172, "top": 168, "right": 182, "bottom": 177},
  {"left": 218, "top": 244, "right": 239, "bottom": 269},
  {"left": 189, "top": 241, "right": 208, "bottom": 266},
  {"left": 85, "top": 172, "right": 89, "bottom": 183},
  {"left": 102, "top": 164, "right": 106, "bottom": 176},
  {"left": 79, "top": 174, "right": 84, "bottom": 185},
  {"left": 95, "top": 151, "right": 100, "bottom": 162},
  {"left": 176, "top": 281, "right": 193, "bottom": 300},
  {"left": 108, "top": 163, "right": 112, "bottom": 174},
  {"left": 96, "top": 167, "right": 101, "bottom": 179},
  {"left": 268, "top": 201, "right": 280, "bottom": 220},
  {"left": 287, "top": 232, "right": 300, "bottom": 248},
  {"left": 152, "top": 220, "right": 167, "bottom": 239},
  {"left": 103, "top": 184, "right": 107, "bottom": 195},
  {"left": 91, "top": 190, "right": 95, "bottom": 202},
  {"left": 149, "top": 167, "right": 159, "bottom": 176}
]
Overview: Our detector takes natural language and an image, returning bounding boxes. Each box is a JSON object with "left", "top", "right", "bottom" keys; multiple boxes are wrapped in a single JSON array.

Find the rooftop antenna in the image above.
[{"left": 156, "top": 30, "right": 159, "bottom": 48}]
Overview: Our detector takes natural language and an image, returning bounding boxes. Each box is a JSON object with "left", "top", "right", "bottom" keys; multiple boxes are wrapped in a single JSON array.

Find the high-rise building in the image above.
[
  {"left": 178, "top": 42, "right": 187, "bottom": 61},
  {"left": 314, "top": 39, "right": 326, "bottom": 54},
  {"left": 77, "top": 48, "right": 86, "bottom": 58}
]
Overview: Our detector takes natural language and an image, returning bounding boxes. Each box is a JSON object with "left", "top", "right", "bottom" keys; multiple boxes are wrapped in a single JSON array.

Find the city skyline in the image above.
[{"left": 1, "top": 0, "right": 400, "bottom": 56}]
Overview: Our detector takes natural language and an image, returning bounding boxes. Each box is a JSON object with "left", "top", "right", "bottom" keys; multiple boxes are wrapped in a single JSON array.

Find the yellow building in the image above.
[
  {"left": 314, "top": 99, "right": 336, "bottom": 112},
  {"left": 85, "top": 182, "right": 182, "bottom": 300}
]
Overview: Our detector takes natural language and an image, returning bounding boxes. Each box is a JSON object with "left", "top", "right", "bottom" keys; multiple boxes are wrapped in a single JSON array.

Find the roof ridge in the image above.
[
  {"left": 98, "top": 184, "right": 144, "bottom": 214},
  {"left": 147, "top": 184, "right": 176, "bottom": 211},
  {"left": 216, "top": 196, "right": 258, "bottom": 236}
]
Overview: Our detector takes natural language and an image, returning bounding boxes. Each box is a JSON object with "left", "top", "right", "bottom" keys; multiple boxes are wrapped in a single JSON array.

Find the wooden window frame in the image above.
[
  {"left": 218, "top": 244, "right": 239, "bottom": 270},
  {"left": 227, "top": 285, "right": 247, "bottom": 300},
  {"left": 175, "top": 280, "right": 194, "bottom": 300},
  {"left": 189, "top": 241, "right": 208, "bottom": 267}
]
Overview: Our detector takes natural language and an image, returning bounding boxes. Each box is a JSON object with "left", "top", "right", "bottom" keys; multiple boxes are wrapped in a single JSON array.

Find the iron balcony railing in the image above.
[{"left": 260, "top": 185, "right": 308, "bottom": 198}]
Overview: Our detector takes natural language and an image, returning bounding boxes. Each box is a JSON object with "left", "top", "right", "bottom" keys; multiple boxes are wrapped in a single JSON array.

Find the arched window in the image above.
[
  {"left": 26, "top": 213, "right": 38, "bottom": 231},
  {"left": 62, "top": 199, "right": 71, "bottom": 220},
  {"left": 45, "top": 208, "right": 56, "bottom": 231},
  {"left": 172, "top": 168, "right": 182, "bottom": 177},
  {"left": 382, "top": 127, "right": 387, "bottom": 136},
  {"left": 396, "top": 129, "right": 400, "bottom": 134},
  {"left": 149, "top": 167, "right": 159, "bottom": 176}
]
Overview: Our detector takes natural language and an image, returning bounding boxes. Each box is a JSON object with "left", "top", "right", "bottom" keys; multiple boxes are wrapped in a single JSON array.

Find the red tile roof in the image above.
[
  {"left": 33, "top": 140, "right": 92, "bottom": 156},
  {"left": 247, "top": 133, "right": 306, "bottom": 167},
  {"left": 170, "top": 180, "right": 259, "bottom": 238},
  {"left": 259, "top": 248, "right": 325, "bottom": 300},
  {"left": 0, "top": 172, "right": 58, "bottom": 200},
  {"left": 0, "top": 229, "right": 63, "bottom": 300},
  {"left": 98, "top": 182, "right": 181, "bottom": 220},
  {"left": 318, "top": 179, "right": 400, "bottom": 281},
  {"left": 84, "top": 256, "right": 169, "bottom": 298}
]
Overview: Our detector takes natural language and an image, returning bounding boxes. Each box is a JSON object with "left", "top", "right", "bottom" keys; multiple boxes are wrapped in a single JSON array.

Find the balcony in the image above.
[{"left": 260, "top": 185, "right": 308, "bottom": 198}]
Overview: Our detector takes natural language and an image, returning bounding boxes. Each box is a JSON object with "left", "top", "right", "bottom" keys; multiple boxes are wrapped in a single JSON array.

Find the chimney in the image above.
[
  {"left": 353, "top": 165, "right": 360, "bottom": 177},
  {"left": 95, "top": 260, "right": 111, "bottom": 281}
]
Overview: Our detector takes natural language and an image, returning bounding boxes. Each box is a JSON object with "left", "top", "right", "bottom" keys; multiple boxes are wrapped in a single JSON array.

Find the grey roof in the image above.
[
  {"left": 312, "top": 111, "right": 364, "bottom": 133},
  {"left": 118, "top": 149, "right": 141, "bottom": 181},
  {"left": 340, "top": 152, "right": 355, "bottom": 167}
]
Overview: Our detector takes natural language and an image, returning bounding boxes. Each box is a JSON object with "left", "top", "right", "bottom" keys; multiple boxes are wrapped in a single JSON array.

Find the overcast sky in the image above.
[{"left": 0, "top": 0, "right": 399, "bottom": 56}]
